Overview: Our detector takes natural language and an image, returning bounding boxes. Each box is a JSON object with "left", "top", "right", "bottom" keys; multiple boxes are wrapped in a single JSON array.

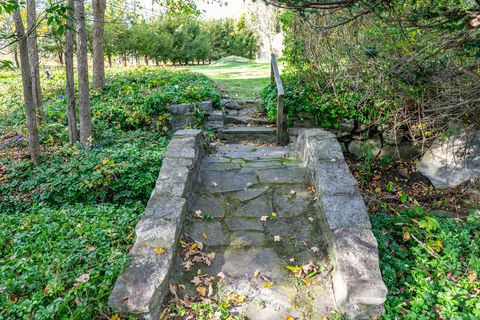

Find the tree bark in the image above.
[
  {"left": 92, "top": 0, "right": 106, "bottom": 90},
  {"left": 58, "top": 49, "right": 64, "bottom": 65},
  {"left": 26, "top": 0, "right": 44, "bottom": 124},
  {"left": 74, "top": 0, "right": 93, "bottom": 146},
  {"left": 13, "top": 45, "right": 20, "bottom": 68},
  {"left": 13, "top": 9, "right": 41, "bottom": 164},
  {"left": 65, "top": 0, "right": 79, "bottom": 143}
]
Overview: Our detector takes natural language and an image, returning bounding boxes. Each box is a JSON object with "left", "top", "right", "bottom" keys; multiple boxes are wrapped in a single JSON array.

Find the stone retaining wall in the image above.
[
  {"left": 296, "top": 129, "right": 388, "bottom": 319},
  {"left": 108, "top": 129, "right": 208, "bottom": 319}
]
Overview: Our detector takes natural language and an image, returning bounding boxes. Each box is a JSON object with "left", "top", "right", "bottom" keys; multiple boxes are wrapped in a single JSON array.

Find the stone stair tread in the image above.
[
  {"left": 221, "top": 126, "right": 276, "bottom": 133},
  {"left": 226, "top": 115, "right": 274, "bottom": 125}
]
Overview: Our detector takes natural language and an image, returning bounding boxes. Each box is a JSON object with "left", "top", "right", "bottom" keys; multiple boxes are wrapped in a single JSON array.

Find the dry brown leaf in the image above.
[{"left": 196, "top": 286, "right": 207, "bottom": 297}]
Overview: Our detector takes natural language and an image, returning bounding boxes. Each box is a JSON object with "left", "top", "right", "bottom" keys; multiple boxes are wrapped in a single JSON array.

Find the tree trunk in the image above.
[
  {"left": 26, "top": 0, "right": 44, "bottom": 125},
  {"left": 13, "top": 45, "right": 20, "bottom": 68},
  {"left": 58, "top": 49, "right": 64, "bottom": 65},
  {"left": 65, "top": 0, "right": 79, "bottom": 143},
  {"left": 92, "top": 0, "right": 106, "bottom": 90},
  {"left": 108, "top": 54, "right": 112, "bottom": 67},
  {"left": 74, "top": 0, "right": 92, "bottom": 146},
  {"left": 13, "top": 9, "right": 41, "bottom": 164}
]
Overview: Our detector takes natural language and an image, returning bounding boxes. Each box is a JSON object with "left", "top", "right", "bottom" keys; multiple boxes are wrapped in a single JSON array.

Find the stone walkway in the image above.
[{"left": 169, "top": 144, "right": 337, "bottom": 319}]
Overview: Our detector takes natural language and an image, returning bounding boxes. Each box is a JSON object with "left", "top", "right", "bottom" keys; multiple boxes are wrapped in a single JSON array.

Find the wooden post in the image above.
[
  {"left": 270, "top": 54, "right": 275, "bottom": 85},
  {"left": 271, "top": 53, "right": 288, "bottom": 146}
]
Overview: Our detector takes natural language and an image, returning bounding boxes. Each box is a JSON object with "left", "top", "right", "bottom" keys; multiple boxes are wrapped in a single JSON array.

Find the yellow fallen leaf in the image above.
[
  {"left": 263, "top": 282, "right": 274, "bottom": 288},
  {"left": 110, "top": 315, "right": 121, "bottom": 320},
  {"left": 469, "top": 273, "right": 477, "bottom": 282},
  {"left": 291, "top": 305, "right": 297, "bottom": 311},
  {"left": 285, "top": 316, "right": 294, "bottom": 320},
  {"left": 271, "top": 211, "right": 278, "bottom": 218},
  {"left": 154, "top": 247, "right": 166, "bottom": 255},
  {"left": 179, "top": 240, "right": 187, "bottom": 246},
  {"left": 196, "top": 286, "right": 207, "bottom": 296},
  {"left": 202, "top": 232, "right": 208, "bottom": 240}
]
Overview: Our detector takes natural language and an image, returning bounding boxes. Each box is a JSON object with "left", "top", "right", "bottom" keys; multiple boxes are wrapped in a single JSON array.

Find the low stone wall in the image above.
[
  {"left": 167, "top": 101, "right": 224, "bottom": 131},
  {"left": 296, "top": 129, "right": 387, "bottom": 319},
  {"left": 108, "top": 129, "right": 208, "bottom": 319}
]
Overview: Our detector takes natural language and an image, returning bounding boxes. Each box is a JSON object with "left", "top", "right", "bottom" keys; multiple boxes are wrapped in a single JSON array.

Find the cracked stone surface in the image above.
[{"left": 168, "top": 144, "right": 336, "bottom": 319}]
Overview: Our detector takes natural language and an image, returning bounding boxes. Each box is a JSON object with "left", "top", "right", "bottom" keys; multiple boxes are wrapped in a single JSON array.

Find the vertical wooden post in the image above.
[
  {"left": 276, "top": 94, "right": 287, "bottom": 145},
  {"left": 270, "top": 54, "right": 275, "bottom": 85}
]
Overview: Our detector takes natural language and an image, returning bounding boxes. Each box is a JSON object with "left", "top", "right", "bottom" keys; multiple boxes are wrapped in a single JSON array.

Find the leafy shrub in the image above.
[
  {"left": 372, "top": 208, "right": 480, "bottom": 319},
  {"left": 0, "top": 131, "right": 169, "bottom": 214},
  {"left": 0, "top": 203, "right": 141, "bottom": 319},
  {"left": 261, "top": 73, "right": 392, "bottom": 128}
]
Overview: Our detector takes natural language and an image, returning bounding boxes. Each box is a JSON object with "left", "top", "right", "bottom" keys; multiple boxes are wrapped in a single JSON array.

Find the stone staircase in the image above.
[
  {"left": 109, "top": 100, "right": 388, "bottom": 320},
  {"left": 209, "top": 98, "right": 277, "bottom": 144}
]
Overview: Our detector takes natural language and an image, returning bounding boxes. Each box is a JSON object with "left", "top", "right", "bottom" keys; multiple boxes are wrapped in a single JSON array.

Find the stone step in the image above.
[
  {"left": 222, "top": 98, "right": 260, "bottom": 110},
  {"left": 218, "top": 126, "right": 276, "bottom": 144},
  {"left": 225, "top": 115, "right": 274, "bottom": 126}
]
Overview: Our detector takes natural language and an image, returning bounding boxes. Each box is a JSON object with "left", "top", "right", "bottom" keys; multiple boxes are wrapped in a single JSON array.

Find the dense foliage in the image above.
[
  {"left": 263, "top": 1, "right": 480, "bottom": 136},
  {"left": 0, "top": 67, "right": 220, "bottom": 318},
  {"left": 373, "top": 208, "right": 480, "bottom": 319}
]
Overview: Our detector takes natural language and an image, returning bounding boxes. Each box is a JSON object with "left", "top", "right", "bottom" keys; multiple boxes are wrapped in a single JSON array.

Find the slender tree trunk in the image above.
[
  {"left": 13, "top": 9, "right": 41, "bottom": 164},
  {"left": 65, "top": 0, "right": 79, "bottom": 143},
  {"left": 58, "top": 49, "right": 64, "bottom": 65},
  {"left": 26, "top": 0, "right": 44, "bottom": 125},
  {"left": 13, "top": 45, "right": 20, "bottom": 68},
  {"left": 92, "top": 0, "right": 106, "bottom": 89},
  {"left": 74, "top": 0, "right": 92, "bottom": 146}
]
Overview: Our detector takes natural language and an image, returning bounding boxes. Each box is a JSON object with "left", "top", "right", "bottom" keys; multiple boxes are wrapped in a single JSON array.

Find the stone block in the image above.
[
  {"left": 306, "top": 138, "right": 345, "bottom": 162},
  {"left": 198, "top": 101, "right": 213, "bottom": 112},
  {"left": 108, "top": 240, "right": 175, "bottom": 318},
  {"left": 170, "top": 103, "right": 194, "bottom": 115},
  {"left": 225, "top": 218, "right": 264, "bottom": 231},
  {"left": 312, "top": 161, "right": 358, "bottom": 195},
  {"left": 319, "top": 193, "right": 371, "bottom": 230},
  {"left": 332, "top": 228, "right": 387, "bottom": 318},
  {"left": 191, "top": 195, "right": 225, "bottom": 218},
  {"left": 230, "top": 231, "right": 265, "bottom": 247}
]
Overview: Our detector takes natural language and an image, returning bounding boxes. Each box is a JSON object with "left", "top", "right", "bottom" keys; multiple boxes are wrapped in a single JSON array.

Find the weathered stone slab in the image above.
[
  {"left": 198, "top": 101, "right": 213, "bottom": 112},
  {"left": 230, "top": 231, "right": 265, "bottom": 247},
  {"left": 170, "top": 103, "right": 194, "bottom": 115},
  {"left": 216, "top": 247, "right": 284, "bottom": 280},
  {"left": 135, "top": 214, "right": 182, "bottom": 247},
  {"left": 108, "top": 240, "right": 174, "bottom": 319},
  {"left": 216, "top": 144, "right": 289, "bottom": 159},
  {"left": 233, "top": 186, "right": 270, "bottom": 202},
  {"left": 191, "top": 195, "right": 225, "bottom": 218},
  {"left": 187, "top": 221, "right": 229, "bottom": 247},
  {"left": 200, "top": 170, "right": 258, "bottom": 193},
  {"left": 273, "top": 187, "right": 312, "bottom": 217},
  {"left": 332, "top": 228, "right": 387, "bottom": 318},
  {"left": 201, "top": 160, "right": 240, "bottom": 171},
  {"left": 233, "top": 194, "right": 273, "bottom": 218},
  {"left": 307, "top": 138, "right": 345, "bottom": 162},
  {"left": 143, "top": 196, "right": 186, "bottom": 218},
  {"left": 312, "top": 161, "right": 358, "bottom": 195},
  {"left": 257, "top": 167, "right": 307, "bottom": 184},
  {"left": 225, "top": 218, "right": 264, "bottom": 231},
  {"left": 319, "top": 193, "right": 371, "bottom": 229}
]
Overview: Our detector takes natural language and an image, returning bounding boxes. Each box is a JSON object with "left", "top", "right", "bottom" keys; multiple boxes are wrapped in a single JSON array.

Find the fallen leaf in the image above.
[
  {"left": 217, "top": 272, "right": 225, "bottom": 279},
  {"left": 154, "top": 247, "right": 166, "bottom": 255},
  {"left": 292, "top": 305, "right": 297, "bottom": 311},
  {"left": 260, "top": 216, "right": 268, "bottom": 222},
  {"left": 274, "top": 235, "right": 282, "bottom": 242},
  {"left": 110, "top": 315, "right": 122, "bottom": 320},
  {"left": 254, "top": 269, "right": 261, "bottom": 277},
  {"left": 211, "top": 182, "right": 218, "bottom": 187},
  {"left": 6, "top": 296, "right": 18, "bottom": 303},
  {"left": 182, "top": 260, "right": 193, "bottom": 271},
  {"left": 191, "top": 276, "right": 202, "bottom": 286},
  {"left": 403, "top": 232, "right": 410, "bottom": 242},
  {"left": 469, "top": 273, "right": 477, "bottom": 282},
  {"left": 74, "top": 274, "right": 90, "bottom": 287},
  {"left": 289, "top": 190, "right": 296, "bottom": 196},
  {"left": 271, "top": 211, "right": 278, "bottom": 218},
  {"left": 263, "top": 282, "right": 274, "bottom": 288},
  {"left": 202, "top": 232, "right": 208, "bottom": 240},
  {"left": 311, "top": 246, "right": 320, "bottom": 253},
  {"left": 196, "top": 286, "right": 207, "bottom": 296},
  {"left": 285, "top": 316, "right": 294, "bottom": 320},
  {"left": 193, "top": 210, "right": 203, "bottom": 219}
]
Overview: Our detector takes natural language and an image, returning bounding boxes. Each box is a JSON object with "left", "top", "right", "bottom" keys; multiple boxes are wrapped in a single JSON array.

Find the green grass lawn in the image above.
[{"left": 175, "top": 56, "right": 281, "bottom": 99}]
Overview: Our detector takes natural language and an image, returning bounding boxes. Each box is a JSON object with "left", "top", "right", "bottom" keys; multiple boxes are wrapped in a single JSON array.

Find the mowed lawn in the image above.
[{"left": 175, "top": 56, "right": 282, "bottom": 99}]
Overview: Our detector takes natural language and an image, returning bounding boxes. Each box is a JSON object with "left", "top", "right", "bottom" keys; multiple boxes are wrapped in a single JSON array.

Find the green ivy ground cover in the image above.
[{"left": 0, "top": 67, "right": 219, "bottom": 319}]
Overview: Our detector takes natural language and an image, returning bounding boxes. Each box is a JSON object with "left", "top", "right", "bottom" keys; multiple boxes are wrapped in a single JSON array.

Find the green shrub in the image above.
[
  {"left": 372, "top": 208, "right": 480, "bottom": 319},
  {"left": 0, "top": 203, "right": 141, "bottom": 319},
  {"left": 0, "top": 131, "right": 169, "bottom": 214},
  {"left": 261, "top": 74, "right": 392, "bottom": 128}
]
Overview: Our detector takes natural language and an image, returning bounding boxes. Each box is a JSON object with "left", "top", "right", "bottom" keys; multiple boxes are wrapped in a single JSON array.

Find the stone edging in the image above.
[
  {"left": 296, "top": 129, "right": 388, "bottom": 319},
  {"left": 108, "top": 129, "right": 207, "bottom": 319}
]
